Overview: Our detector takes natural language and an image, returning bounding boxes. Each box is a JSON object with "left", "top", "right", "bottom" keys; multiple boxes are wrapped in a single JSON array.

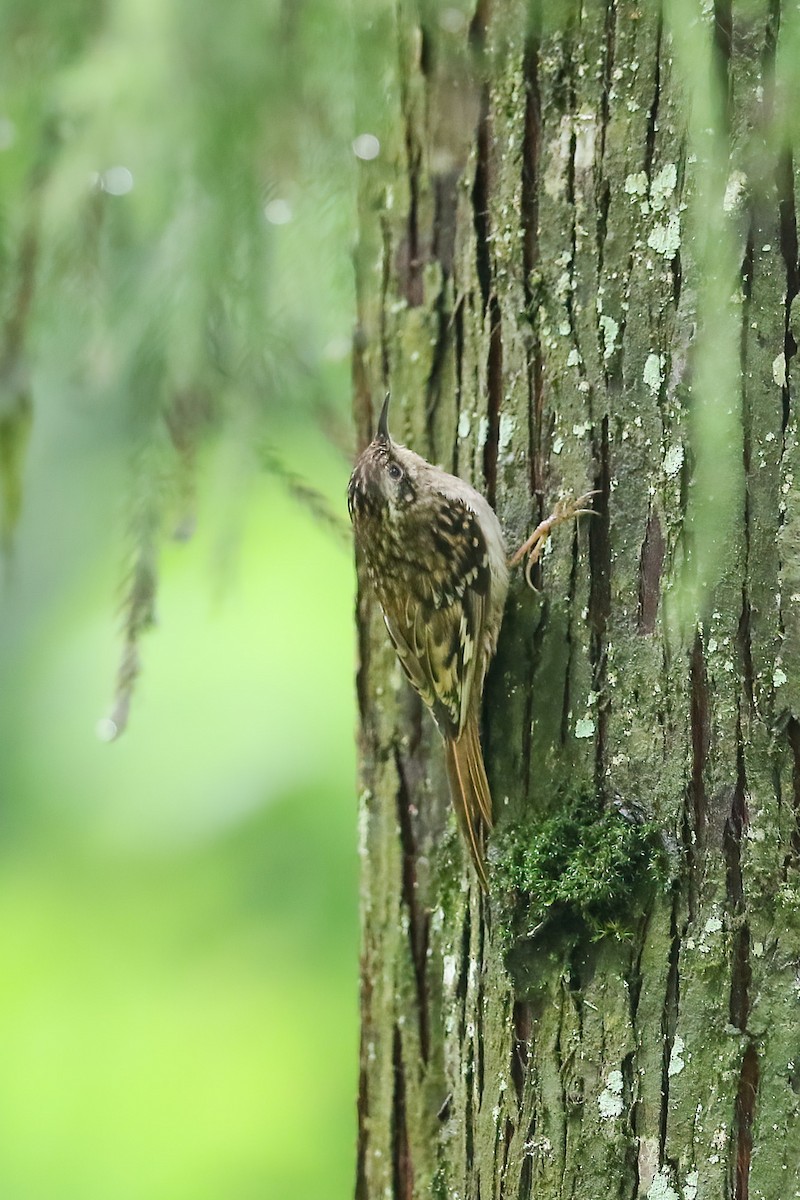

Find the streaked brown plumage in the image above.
[{"left": 348, "top": 395, "right": 509, "bottom": 889}]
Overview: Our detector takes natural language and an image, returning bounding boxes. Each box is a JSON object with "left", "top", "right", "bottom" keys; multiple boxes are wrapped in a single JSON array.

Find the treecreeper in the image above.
[{"left": 348, "top": 394, "right": 592, "bottom": 890}]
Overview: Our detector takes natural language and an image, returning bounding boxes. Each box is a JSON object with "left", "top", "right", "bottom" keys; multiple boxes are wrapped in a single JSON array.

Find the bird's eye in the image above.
[{"left": 387, "top": 463, "right": 403, "bottom": 481}]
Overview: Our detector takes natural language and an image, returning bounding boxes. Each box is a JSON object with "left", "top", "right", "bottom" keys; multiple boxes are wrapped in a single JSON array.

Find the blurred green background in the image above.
[{"left": 0, "top": 0, "right": 376, "bottom": 1196}]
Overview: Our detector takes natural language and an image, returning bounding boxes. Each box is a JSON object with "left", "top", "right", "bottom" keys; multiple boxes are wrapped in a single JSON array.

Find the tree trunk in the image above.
[{"left": 352, "top": 3, "right": 800, "bottom": 1197}]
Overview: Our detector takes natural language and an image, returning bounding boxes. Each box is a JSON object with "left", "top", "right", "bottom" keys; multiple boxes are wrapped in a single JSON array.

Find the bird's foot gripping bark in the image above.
[{"left": 509, "top": 492, "right": 598, "bottom": 589}]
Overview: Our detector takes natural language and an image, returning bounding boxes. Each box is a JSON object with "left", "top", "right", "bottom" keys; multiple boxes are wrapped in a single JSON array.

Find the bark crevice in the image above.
[
  {"left": 637, "top": 509, "right": 665, "bottom": 635},
  {"left": 521, "top": 35, "right": 544, "bottom": 500},
  {"left": 785, "top": 717, "right": 800, "bottom": 866},
  {"left": 659, "top": 898, "right": 682, "bottom": 1162},
  {"left": 588, "top": 416, "right": 611, "bottom": 793},
  {"left": 392, "top": 1026, "right": 415, "bottom": 1200},
  {"left": 688, "top": 633, "right": 710, "bottom": 879},
  {"left": 394, "top": 746, "right": 431, "bottom": 1063},
  {"left": 733, "top": 1042, "right": 760, "bottom": 1200},
  {"left": 484, "top": 304, "right": 503, "bottom": 505}
]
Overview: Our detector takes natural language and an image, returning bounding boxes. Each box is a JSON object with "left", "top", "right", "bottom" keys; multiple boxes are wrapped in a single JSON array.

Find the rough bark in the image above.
[{"left": 352, "top": 3, "right": 800, "bottom": 1198}]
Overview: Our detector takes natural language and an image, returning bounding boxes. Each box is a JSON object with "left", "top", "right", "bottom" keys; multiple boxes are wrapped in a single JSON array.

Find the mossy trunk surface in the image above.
[{"left": 352, "top": 3, "right": 800, "bottom": 1197}]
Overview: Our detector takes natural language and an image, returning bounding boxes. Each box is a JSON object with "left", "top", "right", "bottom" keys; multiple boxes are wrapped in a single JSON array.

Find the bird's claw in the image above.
[{"left": 509, "top": 490, "right": 599, "bottom": 588}]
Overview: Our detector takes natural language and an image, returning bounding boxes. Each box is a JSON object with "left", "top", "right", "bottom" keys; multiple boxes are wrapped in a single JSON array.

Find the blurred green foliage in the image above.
[{"left": 0, "top": 0, "right": 382, "bottom": 1195}]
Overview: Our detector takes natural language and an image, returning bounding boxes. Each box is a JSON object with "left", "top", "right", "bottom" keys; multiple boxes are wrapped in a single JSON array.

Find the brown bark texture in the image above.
[{"left": 352, "top": 2, "right": 800, "bottom": 1197}]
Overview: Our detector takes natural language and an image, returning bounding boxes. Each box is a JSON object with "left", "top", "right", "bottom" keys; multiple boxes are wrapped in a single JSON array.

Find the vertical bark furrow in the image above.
[
  {"left": 393, "top": 1026, "right": 415, "bottom": 1200},
  {"left": 521, "top": 37, "right": 545, "bottom": 500},
  {"left": 777, "top": 147, "right": 798, "bottom": 445},
  {"left": 465, "top": 1044, "right": 476, "bottom": 1176},
  {"left": 518, "top": 1142, "right": 532, "bottom": 1200},
  {"left": 558, "top": 536, "right": 581, "bottom": 749},
  {"left": 432, "top": 171, "right": 459, "bottom": 281},
  {"left": 777, "top": 149, "right": 800, "bottom": 319},
  {"left": 595, "top": 0, "right": 617, "bottom": 276},
  {"left": 588, "top": 416, "right": 612, "bottom": 792},
  {"left": 510, "top": 1001, "right": 531, "bottom": 1109},
  {"left": 457, "top": 910, "right": 472, "bottom": 1030},
  {"left": 762, "top": 0, "right": 781, "bottom": 74},
  {"left": 728, "top": 922, "right": 751, "bottom": 1030},
  {"left": 355, "top": 968, "right": 373, "bottom": 1200},
  {"left": 689, "top": 633, "right": 710, "bottom": 852},
  {"left": 526, "top": 344, "right": 544, "bottom": 502},
  {"left": 472, "top": 86, "right": 493, "bottom": 314},
  {"left": 354, "top": 584, "right": 374, "bottom": 724},
  {"left": 425, "top": 289, "right": 453, "bottom": 451},
  {"left": 713, "top": 0, "right": 733, "bottom": 118},
  {"left": 397, "top": 18, "right": 424, "bottom": 311},
  {"left": 786, "top": 716, "right": 800, "bottom": 863},
  {"left": 658, "top": 899, "right": 682, "bottom": 1162},
  {"left": 396, "top": 127, "right": 423, "bottom": 307},
  {"left": 521, "top": 38, "right": 541, "bottom": 293},
  {"left": 637, "top": 509, "right": 666, "bottom": 634},
  {"left": 483, "top": 305, "right": 503, "bottom": 505},
  {"left": 644, "top": 15, "right": 662, "bottom": 179},
  {"left": 723, "top": 729, "right": 748, "bottom": 912},
  {"left": 598, "top": 0, "right": 617, "bottom": 166},
  {"left": 736, "top": 589, "right": 755, "bottom": 711},
  {"left": 670, "top": 248, "right": 682, "bottom": 310},
  {"left": 620, "top": 1050, "right": 639, "bottom": 1200},
  {"left": 732, "top": 1042, "right": 760, "bottom": 1200}
]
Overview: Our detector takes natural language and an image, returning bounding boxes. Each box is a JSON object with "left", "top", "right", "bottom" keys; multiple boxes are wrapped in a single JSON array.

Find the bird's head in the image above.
[{"left": 347, "top": 394, "right": 423, "bottom": 523}]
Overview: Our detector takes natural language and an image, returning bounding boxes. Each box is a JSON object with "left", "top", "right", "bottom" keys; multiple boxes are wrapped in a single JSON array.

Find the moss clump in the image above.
[{"left": 494, "top": 797, "right": 668, "bottom": 938}]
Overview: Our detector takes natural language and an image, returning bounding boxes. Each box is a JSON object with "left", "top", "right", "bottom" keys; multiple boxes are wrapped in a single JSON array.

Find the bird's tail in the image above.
[{"left": 444, "top": 715, "right": 494, "bottom": 891}]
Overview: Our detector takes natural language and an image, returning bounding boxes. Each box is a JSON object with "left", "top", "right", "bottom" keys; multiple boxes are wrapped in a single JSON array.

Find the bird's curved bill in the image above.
[{"left": 377, "top": 392, "right": 391, "bottom": 440}]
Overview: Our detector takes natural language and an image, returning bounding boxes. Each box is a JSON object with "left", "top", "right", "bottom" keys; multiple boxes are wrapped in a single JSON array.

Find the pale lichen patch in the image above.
[
  {"left": 647, "top": 1170, "right": 679, "bottom": 1200},
  {"left": 664, "top": 444, "right": 684, "bottom": 478},
  {"left": 668, "top": 1034, "right": 685, "bottom": 1077},
  {"left": 599, "top": 314, "right": 619, "bottom": 360},
  {"left": 498, "top": 413, "right": 515, "bottom": 453},
  {"left": 624, "top": 170, "right": 648, "bottom": 197},
  {"left": 648, "top": 214, "right": 681, "bottom": 259},
  {"left": 598, "top": 1069, "right": 624, "bottom": 1119},
  {"left": 650, "top": 163, "right": 678, "bottom": 212},
  {"left": 644, "top": 353, "right": 665, "bottom": 394}
]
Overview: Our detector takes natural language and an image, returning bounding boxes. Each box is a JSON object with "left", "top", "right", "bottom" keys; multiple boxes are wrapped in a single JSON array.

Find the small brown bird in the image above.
[{"left": 348, "top": 394, "right": 590, "bottom": 889}]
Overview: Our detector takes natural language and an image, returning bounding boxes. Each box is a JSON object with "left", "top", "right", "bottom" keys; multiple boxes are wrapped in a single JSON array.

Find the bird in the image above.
[{"left": 348, "top": 393, "right": 592, "bottom": 890}]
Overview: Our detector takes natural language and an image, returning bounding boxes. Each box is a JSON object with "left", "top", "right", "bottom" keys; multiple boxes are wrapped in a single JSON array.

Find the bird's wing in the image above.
[{"left": 382, "top": 499, "right": 491, "bottom": 739}]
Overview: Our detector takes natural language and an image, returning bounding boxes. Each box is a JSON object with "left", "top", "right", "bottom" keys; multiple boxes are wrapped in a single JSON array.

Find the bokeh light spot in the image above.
[
  {"left": 101, "top": 166, "right": 134, "bottom": 196},
  {"left": 264, "top": 198, "right": 293, "bottom": 225},
  {"left": 95, "top": 717, "right": 118, "bottom": 743},
  {"left": 352, "top": 133, "right": 380, "bottom": 161}
]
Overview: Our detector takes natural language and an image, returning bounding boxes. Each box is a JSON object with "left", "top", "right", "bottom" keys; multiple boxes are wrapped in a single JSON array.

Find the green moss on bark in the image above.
[{"left": 493, "top": 797, "right": 669, "bottom": 939}]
